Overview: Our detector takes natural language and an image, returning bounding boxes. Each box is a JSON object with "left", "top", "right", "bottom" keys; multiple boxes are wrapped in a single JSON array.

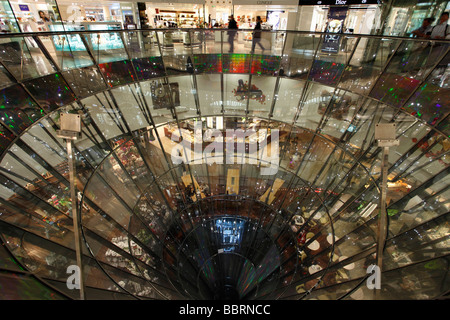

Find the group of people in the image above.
[
  {"left": 395, "top": 11, "right": 449, "bottom": 78},
  {"left": 226, "top": 15, "right": 265, "bottom": 53},
  {"left": 411, "top": 11, "right": 449, "bottom": 39}
]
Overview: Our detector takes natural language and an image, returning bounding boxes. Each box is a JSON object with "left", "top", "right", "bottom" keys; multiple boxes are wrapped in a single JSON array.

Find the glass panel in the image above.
[
  {"left": 281, "top": 32, "right": 321, "bottom": 80},
  {"left": 122, "top": 30, "right": 160, "bottom": 59},
  {"left": 192, "top": 54, "right": 222, "bottom": 73},
  {"left": 309, "top": 34, "right": 358, "bottom": 87},
  {"left": 0, "top": 28, "right": 450, "bottom": 300},
  {"left": 0, "top": 84, "right": 43, "bottom": 135},
  {"left": 317, "top": 88, "right": 365, "bottom": 140},
  {"left": 435, "top": 113, "right": 450, "bottom": 137},
  {"left": 379, "top": 257, "right": 450, "bottom": 299},
  {"left": 196, "top": 74, "right": 222, "bottom": 116},
  {"left": 82, "top": 32, "right": 126, "bottom": 64},
  {"left": 98, "top": 60, "right": 135, "bottom": 88},
  {"left": 251, "top": 54, "right": 281, "bottom": 76},
  {"left": 0, "top": 228, "right": 24, "bottom": 271},
  {"left": 110, "top": 85, "right": 151, "bottom": 132},
  {"left": 0, "top": 272, "right": 66, "bottom": 300},
  {"left": 133, "top": 56, "right": 165, "bottom": 81},
  {"left": 223, "top": 73, "right": 250, "bottom": 115},
  {"left": 137, "top": 80, "right": 174, "bottom": 125},
  {"left": 0, "top": 64, "right": 15, "bottom": 89},
  {"left": 403, "top": 51, "right": 450, "bottom": 125},
  {"left": 0, "top": 122, "right": 15, "bottom": 155},
  {"left": 384, "top": 215, "right": 450, "bottom": 271},
  {"left": 271, "top": 77, "right": 304, "bottom": 122},
  {"left": 166, "top": 75, "right": 198, "bottom": 119},
  {"left": 247, "top": 75, "right": 275, "bottom": 118},
  {"left": 38, "top": 32, "right": 93, "bottom": 71},
  {"left": 370, "top": 71, "right": 421, "bottom": 109},
  {"left": 189, "top": 29, "right": 221, "bottom": 55},
  {"left": 294, "top": 82, "right": 335, "bottom": 131},
  {"left": 340, "top": 37, "right": 401, "bottom": 95},
  {"left": 61, "top": 66, "right": 107, "bottom": 98},
  {"left": 23, "top": 73, "right": 76, "bottom": 113},
  {"left": 0, "top": 36, "right": 56, "bottom": 80},
  {"left": 156, "top": 30, "right": 186, "bottom": 56},
  {"left": 80, "top": 94, "right": 128, "bottom": 140},
  {"left": 222, "top": 53, "right": 251, "bottom": 73},
  {"left": 162, "top": 54, "right": 190, "bottom": 76},
  {"left": 84, "top": 172, "right": 133, "bottom": 228}
]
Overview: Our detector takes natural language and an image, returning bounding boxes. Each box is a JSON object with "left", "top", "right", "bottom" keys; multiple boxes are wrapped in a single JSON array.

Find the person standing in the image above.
[
  {"left": 411, "top": 18, "right": 434, "bottom": 38},
  {"left": 426, "top": 12, "right": 450, "bottom": 70},
  {"left": 227, "top": 15, "right": 238, "bottom": 53},
  {"left": 251, "top": 16, "right": 265, "bottom": 53},
  {"left": 427, "top": 12, "right": 449, "bottom": 39},
  {"left": 408, "top": 18, "right": 435, "bottom": 71}
]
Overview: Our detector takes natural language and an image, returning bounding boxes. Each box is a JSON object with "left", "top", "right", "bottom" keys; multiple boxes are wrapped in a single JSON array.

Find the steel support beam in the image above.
[
  {"left": 374, "top": 123, "right": 399, "bottom": 299},
  {"left": 57, "top": 113, "right": 85, "bottom": 300}
]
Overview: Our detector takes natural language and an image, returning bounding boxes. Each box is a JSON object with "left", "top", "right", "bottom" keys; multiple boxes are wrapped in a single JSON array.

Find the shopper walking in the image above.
[
  {"left": 250, "top": 16, "right": 265, "bottom": 53},
  {"left": 227, "top": 15, "right": 238, "bottom": 53}
]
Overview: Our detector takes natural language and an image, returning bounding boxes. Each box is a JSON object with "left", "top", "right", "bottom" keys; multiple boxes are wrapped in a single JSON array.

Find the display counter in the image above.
[
  {"left": 49, "top": 22, "right": 123, "bottom": 52},
  {"left": 163, "top": 124, "right": 275, "bottom": 153}
]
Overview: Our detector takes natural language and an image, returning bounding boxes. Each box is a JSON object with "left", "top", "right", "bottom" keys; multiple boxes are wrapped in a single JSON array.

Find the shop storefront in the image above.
[
  {"left": 205, "top": 0, "right": 232, "bottom": 27},
  {"left": 383, "top": 0, "right": 449, "bottom": 36},
  {"left": 1, "top": 0, "right": 448, "bottom": 37},
  {"left": 144, "top": 0, "right": 206, "bottom": 28},
  {"left": 3, "top": 0, "right": 142, "bottom": 32},
  {"left": 0, "top": 0, "right": 20, "bottom": 32},
  {"left": 297, "top": 0, "right": 381, "bottom": 34},
  {"left": 231, "top": 0, "right": 299, "bottom": 30}
]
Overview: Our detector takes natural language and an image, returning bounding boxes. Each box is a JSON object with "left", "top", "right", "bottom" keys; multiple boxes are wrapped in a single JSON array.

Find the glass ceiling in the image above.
[{"left": 0, "top": 29, "right": 448, "bottom": 300}]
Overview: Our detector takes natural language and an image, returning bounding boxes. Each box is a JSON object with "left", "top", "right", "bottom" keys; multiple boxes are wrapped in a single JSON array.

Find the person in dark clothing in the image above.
[
  {"left": 251, "top": 16, "right": 264, "bottom": 53},
  {"left": 411, "top": 17, "right": 434, "bottom": 38},
  {"left": 227, "top": 15, "right": 238, "bottom": 52}
]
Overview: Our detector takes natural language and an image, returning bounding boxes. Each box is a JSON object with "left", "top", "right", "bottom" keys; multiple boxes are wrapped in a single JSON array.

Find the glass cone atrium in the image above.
[{"left": 0, "top": 29, "right": 449, "bottom": 300}]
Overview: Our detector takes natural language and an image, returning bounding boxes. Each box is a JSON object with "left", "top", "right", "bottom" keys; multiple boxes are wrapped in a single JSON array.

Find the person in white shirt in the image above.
[
  {"left": 425, "top": 12, "right": 450, "bottom": 73},
  {"left": 428, "top": 12, "right": 449, "bottom": 39}
]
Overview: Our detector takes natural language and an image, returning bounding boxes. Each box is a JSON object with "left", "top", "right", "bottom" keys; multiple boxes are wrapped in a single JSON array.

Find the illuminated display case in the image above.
[
  {"left": 49, "top": 23, "right": 86, "bottom": 51},
  {"left": 49, "top": 22, "right": 123, "bottom": 52}
]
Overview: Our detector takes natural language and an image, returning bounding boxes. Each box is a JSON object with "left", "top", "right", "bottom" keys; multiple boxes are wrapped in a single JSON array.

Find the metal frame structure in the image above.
[{"left": 0, "top": 28, "right": 448, "bottom": 300}]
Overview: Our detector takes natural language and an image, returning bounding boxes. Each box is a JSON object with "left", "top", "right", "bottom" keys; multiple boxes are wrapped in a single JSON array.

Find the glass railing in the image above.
[{"left": 0, "top": 29, "right": 448, "bottom": 300}]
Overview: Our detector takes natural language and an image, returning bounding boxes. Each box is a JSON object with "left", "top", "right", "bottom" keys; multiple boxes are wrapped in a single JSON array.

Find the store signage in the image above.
[
  {"left": 321, "top": 6, "right": 348, "bottom": 53},
  {"left": 19, "top": 4, "right": 30, "bottom": 11},
  {"left": 298, "top": 0, "right": 380, "bottom": 5}
]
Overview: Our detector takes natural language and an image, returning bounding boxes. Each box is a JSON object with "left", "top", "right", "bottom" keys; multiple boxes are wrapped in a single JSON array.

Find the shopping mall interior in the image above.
[{"left": 0, "top": 0, "right": 449, "bottom": 301}]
